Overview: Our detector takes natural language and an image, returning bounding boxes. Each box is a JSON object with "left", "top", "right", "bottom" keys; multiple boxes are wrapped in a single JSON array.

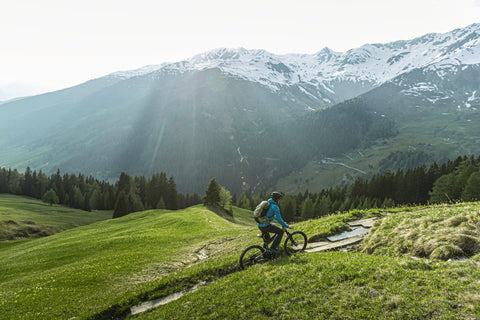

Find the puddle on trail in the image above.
[
  {"left": 131, "top": 224, "right": 369, "bottom": 315},
  {"left": 130, "top": 281, "right": 209, "bottom": 315},
  {"left": 327, "top": 226, "right": 369, "bottom": 242}
]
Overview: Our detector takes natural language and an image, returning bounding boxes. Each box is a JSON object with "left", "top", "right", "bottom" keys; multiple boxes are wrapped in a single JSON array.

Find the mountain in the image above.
[
  {"left": 276, "top": 24, "right": 480, "bottom": 192},
  {"left": 1, "top": 23, "right": 479, "bottom": 194}
]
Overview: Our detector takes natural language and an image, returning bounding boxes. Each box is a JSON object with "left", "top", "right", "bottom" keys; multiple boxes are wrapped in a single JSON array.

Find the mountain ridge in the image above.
[
  {"left": 107, "top": 23, "right": 480, "bottom": 95},
  {"left": 1, "top": 23, "right": 479, "bottom": 193}
]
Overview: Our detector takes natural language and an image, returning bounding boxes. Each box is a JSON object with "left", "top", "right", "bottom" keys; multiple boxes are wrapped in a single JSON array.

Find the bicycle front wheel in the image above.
[
  {"left": 284, "top": 231, "right": 308, "bottom": 256},
  {"left": 239, "top": 245, "right": 266, "bottom": 270}
]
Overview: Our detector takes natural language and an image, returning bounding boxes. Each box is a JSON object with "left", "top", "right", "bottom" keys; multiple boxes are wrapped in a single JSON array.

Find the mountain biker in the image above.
[{"left": 257, "top": 191, "right": 294, "bottom": 253}]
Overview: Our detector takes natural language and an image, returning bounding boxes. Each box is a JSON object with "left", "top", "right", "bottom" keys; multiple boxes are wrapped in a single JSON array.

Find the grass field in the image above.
[
  {"left": 1, "top": 196, "right": 480, "bottom": 319},
  {"left": 0, "top": 194, "right": 112, "bottom": 239},
  {"left": 0, "top": 203, "right": 257, "bottom": 319}
]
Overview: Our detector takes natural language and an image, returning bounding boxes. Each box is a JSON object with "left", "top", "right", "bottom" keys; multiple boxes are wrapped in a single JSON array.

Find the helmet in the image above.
[{"left": 270, "top": 191, "right": 284, "bottom": 201}]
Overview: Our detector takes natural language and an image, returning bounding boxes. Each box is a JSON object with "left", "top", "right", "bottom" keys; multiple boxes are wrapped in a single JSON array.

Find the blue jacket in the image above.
[{"left": 258, "top": 198, "right": 289, "bottom": 228}]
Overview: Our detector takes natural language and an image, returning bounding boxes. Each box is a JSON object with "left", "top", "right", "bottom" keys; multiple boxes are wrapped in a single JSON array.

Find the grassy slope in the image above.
[
  {"left": 0, "top": 194, "right": 112, "bottom": 239},
  {"left": 137, "top": 203, "right": 480, "bottom": 320},
  {"left": 140, "top": 252, "right": 480, "bottom": 319},
  {"left": 0, "top": 204, "right": 256, "bottom": 319},
  {"left": 362, "top": 202, "right": 480, "bottom": 260},
  {"left": 3, "top": 201, "right": 480, "bottom": 319}
]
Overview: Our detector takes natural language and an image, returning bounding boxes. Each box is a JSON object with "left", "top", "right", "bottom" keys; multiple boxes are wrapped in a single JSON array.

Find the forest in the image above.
[
  {"left": 0, "top": 168, "right": 202, "bottom": 218},
  {"left": 1, "top": 154, "right": 479, "bottom": 221},
  {"left": 234, "top": 155, "right": 480, "bottom": 222}
]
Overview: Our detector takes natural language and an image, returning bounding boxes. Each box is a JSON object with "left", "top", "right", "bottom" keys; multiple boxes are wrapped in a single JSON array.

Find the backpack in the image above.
[{"left": 253, "top": 201, "right": 271, "bottom": 223}]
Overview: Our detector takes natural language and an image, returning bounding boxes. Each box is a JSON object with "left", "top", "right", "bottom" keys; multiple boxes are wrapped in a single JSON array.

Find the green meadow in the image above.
[
  {"left": 2, "top": 195, "right": 480, "bottom": 319},
  {"left": 0, "top": 194, "right": 112, "bottom": 239}
]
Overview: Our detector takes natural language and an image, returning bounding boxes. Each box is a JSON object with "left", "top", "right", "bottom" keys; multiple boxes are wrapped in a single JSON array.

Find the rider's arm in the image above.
[{"left": 273, "top": 205, "right": 289, "bottom": 229}]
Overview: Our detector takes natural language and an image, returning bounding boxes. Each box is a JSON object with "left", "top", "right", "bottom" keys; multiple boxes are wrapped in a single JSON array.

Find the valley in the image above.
[
  {"left": 0, "top": 24, "right": 479, "bottom": 194},
  {"left": 2, "top": 4, "right": 480, "bottom": 320}
]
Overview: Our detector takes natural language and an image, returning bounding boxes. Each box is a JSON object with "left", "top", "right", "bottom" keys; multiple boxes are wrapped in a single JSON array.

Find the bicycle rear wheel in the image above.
[
  {"left": 284, "top": 231, "right": 308, "bottom": 256},
  {"left": 239, "top": 245, "right": 266, "bottom": 270}
]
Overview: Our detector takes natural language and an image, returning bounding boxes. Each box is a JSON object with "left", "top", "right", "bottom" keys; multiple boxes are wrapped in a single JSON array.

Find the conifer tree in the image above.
[
  {"left": 157, "top": 197, "right": 166, "bottom": 209},
  {"left": 314, "top": 195, "right": 330, "bottom": 217},
  {"left": 0, "top": 168, "right": 8, "bottom": 193},
  {"left": 204, "top": 178, "right": 221, "bottom": 206},
  {"left": 301, "top": 197, "right": 315, "bottom": 219},
  {"left": 237, "top": 192, "right": 251, "bottom": 209},
  {"left": 113, "top": 191, "right": 129, "bottom": 218},
  {"left": 73, "top": 186, "right": 85, "bottom": 210},
  {"left": 281, "top": 195, "right": 296, "bottom": 221},
  {"left": 34, "top": 170, "right": 49, "bottom": 199},
  {"left": 462, "top": 171, "right": 480, "bottom": 201},
  {"left": 8, "top": 169, "right": 21, "bottom": 194},
  {"left": 21, "top": 167, "right": 34, "bottom": 197},
  {"left": 166, "top": 176, "right": 178, "bottom": 210},
  {"left": 219, "top": 186, "right": 232, "bottom": 208}
]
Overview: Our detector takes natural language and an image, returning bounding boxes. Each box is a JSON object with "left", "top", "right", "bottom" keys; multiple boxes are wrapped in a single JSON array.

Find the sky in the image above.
[{"left": 1, "top": 0, "right": 479, "bottom": 100}]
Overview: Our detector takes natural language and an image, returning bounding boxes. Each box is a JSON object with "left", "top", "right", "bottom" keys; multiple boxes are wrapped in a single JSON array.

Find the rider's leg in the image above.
[
  {"left": 262, "top": 231, "right": 271, "bottom": 249},
  {"left": 265, "top": 224, "right": 284, "bottom": 252},
  {"left": 258, "top": 226, "right": 272, "bottom": 249}
]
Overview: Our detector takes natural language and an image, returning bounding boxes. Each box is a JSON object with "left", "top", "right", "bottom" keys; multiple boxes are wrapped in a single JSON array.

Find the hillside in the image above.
[
  {"left": 135, "top": 203, "right": 480, "bottom": 319},
  {"left": 2, "top": 202, "right": 480, "bottom": 319},
  {"left": 0, "top": 205, "right": 255, "bottom": 319},
  {"left": 276, "top": 63, "right": 480, "bottom": 193},
  {"left": 0, "top": 24, "right": 479, "bottom": 194},
  {"left": 0, "top": 194, "right": 111, "bottom": 239}
]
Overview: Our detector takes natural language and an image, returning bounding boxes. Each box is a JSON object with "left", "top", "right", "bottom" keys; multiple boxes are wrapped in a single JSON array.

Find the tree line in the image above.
[
  {"left": 0, "top": 167, "right": 202, "bottom": 218},
  {"left": 233, "top": 155, "right": 480, "bottom": 222},
  {"left": 2, "top": 154, "right": 479, "bottom": 222}
]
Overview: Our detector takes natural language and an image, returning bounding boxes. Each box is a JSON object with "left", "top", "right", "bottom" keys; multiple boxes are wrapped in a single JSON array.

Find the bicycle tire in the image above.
[
  {"left": 284, "top": 230, "right": 308, "bottom": 256},
  {"left": 239, "top": 245, "right": 266, "bottom": 270}
]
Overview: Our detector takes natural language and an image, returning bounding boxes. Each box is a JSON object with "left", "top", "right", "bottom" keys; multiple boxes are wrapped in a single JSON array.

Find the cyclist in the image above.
[{"left": 257, "top": 191, "right": 294, "bottom": 253}]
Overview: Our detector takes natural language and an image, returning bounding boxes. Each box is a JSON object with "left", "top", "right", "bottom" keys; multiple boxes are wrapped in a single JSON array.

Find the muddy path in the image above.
[{"left": 125, "top": 217, "right": 381, "bottom": 317}]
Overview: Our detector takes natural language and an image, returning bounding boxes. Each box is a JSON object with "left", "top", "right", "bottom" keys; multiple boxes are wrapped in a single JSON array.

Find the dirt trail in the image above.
[
  {"left": 126, "top": 217, "right": 380, "bottom": 317},
  {"left": 305, "top": 217, "right": 379, "bottom": 253}
]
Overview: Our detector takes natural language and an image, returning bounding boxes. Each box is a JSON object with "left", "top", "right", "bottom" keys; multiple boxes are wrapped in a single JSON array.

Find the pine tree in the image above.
[
  {"left": 73, "top": 186, "right": 85, "bottom": 210},
  {"left": 165, "top": 176, "right": 178, "bottom": 210},
  {"left": 314, "top": 195, "right": 330, "bottom": 217},
  {"left": 88, "top": 184, "right": 103, "bottom": 210},
  {"left": 21, "top": 167, "right": 34, "bottom": 197},
  {"left": 281, "top": 195, "right": 296, "bottom": 221},
  {"left": 157, "top": 197, "right": 166, "bottom": 209},
  {"left": 203, "top": 178, "right": 221, "bottom": 206},
  {"left": 0, "top": 168, "right": 8, "bottom": 193},
  {"left": 237, "top": 192, "right": 251, "bottom": 209},
  {"left": 301, "top": 197, "right": 315, "bottom": 220},
  {"left": 381, "top": 198, "right": 395, "bottom": 208},
  {"left": 462, "top": 171, "right": 480, "bottom": 201},
  {"left": 219, "top": 186, "right": 232, "bottom": 208},
  {"left": 8, "top": 169, "right": 21, "bottom": 194},
  {"left": 113, "top": 191, "right": 129, "bottom": 218},
  {"left": 34, "top": 170, "right": 49, "bottom": 199},
  {"left": 128, "top": 190, "right": 144, "bottom": 212}
]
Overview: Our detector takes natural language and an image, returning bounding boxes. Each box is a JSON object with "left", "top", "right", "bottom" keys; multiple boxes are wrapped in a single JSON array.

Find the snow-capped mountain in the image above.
[
  {"left": 108, "top": 23, "right": 480, "bottom": 107},
  {"left": 1, "top": 23, "right": 479, "bottom": 194}
]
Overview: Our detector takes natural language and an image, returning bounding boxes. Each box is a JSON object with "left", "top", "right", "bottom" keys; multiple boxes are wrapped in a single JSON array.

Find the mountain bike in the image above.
[{"left": 239, "top": 227, "right": 307, "bottom": 270}]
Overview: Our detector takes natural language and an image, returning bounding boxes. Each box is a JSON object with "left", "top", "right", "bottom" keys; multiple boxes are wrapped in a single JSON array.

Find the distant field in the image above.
[{"left": 0, "top": 194, "right": 112, "bottom": 239}]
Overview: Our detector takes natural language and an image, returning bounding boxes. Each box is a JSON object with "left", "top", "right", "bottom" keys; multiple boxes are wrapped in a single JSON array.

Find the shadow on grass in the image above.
[{"left": 205, "top": 205, "right": 235, "bottom": 223}]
